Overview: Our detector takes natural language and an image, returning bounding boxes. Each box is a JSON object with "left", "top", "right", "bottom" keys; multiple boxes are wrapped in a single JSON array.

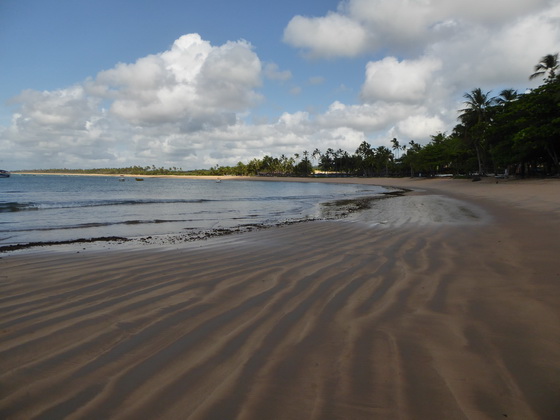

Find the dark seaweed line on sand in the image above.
[
  {"left": 322, "top": 188, "right": 410, "bottom": 213},
  {"left": 0, "top": 237, "right": 129, "bottom": 253}
]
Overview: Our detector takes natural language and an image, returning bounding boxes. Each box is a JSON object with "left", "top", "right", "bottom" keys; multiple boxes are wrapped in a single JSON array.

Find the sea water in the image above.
[{"left": 0, "top": 175, "right": 388, "bottom": 247}]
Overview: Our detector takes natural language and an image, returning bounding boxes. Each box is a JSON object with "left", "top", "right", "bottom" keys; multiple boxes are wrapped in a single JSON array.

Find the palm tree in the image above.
[
  {"left": 355, "top": 141, "right": 374, "bottom": 176},
  {"left": 391, "top": 138, "right": 401, "bottom": 159},
  {"left": 312, "top": 148, "right": 321, "bottom": 165},
  {"left": 530, "top": 53, "right": 559, "bottom": 81},
  {"left": 323, "top": 148, "right": 335, "bottom": 172},
  {"left": 375, "top": 146, "right": 393, "bottom": 176},
  {"left": 355, "top": 141, "right": 373, "bottom": 159},
  {"left": 405, "top": 140, "right": 422, "bottom": 177},
  {"left": 496, "top": 88, "right": 518, "bottom": 104},
  {"left": 459, "top": 88, "right": 496, "bottom": 175},
  {"left": 461, "top": 88, "right": 495, "bottom": 120}
]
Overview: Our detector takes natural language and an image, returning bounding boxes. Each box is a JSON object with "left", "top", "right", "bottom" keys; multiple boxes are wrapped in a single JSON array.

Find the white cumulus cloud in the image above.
[
  {"left": 286, "top": 0, "right": 553, "bottom": 58},
  {"left": 264, "top": 63, "right": 292, "bottom": 81},
  {"left": 361, "top": 56, "right": 442, "bottom": 104},
  {"left": 3, "top": 34, "right": 267, "bottom": 169},
  {"left": 90, "top": 34, "right": 262, "bottom": 126},
  {"left": 283, "top": 13, "right": 371, "bottom": 58}
]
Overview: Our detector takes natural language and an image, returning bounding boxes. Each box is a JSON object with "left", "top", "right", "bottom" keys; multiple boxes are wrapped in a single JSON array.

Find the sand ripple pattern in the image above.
[{"left": 1, "top": 210, "right": 559, "bottom": 419}]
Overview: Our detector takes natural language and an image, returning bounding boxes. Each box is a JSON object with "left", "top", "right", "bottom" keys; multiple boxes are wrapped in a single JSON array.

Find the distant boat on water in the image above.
[
  {"left": 135, "top": 178, "right": 144, "bottom": 181},
  {"left": 0, "top": 170, "right": 10, "bottom": 178}
]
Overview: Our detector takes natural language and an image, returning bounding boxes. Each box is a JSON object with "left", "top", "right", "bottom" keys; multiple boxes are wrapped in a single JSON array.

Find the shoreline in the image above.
[
  {"left": 12, "top": 171, "right": 560, "bottom": 214},
  {"left": 0, "top": 188, "right": 411, "bottom": 254},
  {"left": 0, "top": 178, "right": 409, "bottom": 254},
  {"left": 2, "top": 175, "right": 559, "bottom": 254},
  {"left": 1, "top": 176, "right": 559, "bottom": 418}
]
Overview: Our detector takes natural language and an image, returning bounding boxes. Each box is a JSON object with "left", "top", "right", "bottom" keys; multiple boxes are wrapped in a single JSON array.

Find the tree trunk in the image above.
[
  {"left": 545, "top": 144, "right": 560, "bottom": 174},
  {"left": 475, "top": 143, "right": 484, "bottom": 175}
]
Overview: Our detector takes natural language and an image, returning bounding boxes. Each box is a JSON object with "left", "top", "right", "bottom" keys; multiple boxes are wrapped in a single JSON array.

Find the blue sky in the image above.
[
  {"left": 1, "top": 0, "right": 349, "bottom": 119},
  {"left": 1, "top": 0, "right": 558, "bottom": 170}
]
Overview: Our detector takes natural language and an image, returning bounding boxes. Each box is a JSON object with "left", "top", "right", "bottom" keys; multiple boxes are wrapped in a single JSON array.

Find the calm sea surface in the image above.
[{"left": 0, "top": 175, "right": 388, "bottom": 247}]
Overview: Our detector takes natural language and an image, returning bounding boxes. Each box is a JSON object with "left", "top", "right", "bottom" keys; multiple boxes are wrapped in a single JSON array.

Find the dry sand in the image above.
[{"left": 1, "top": 177, "right": 559, "bottom": 419}]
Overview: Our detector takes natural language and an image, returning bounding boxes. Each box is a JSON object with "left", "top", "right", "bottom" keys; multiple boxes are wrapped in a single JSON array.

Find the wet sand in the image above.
[{"left": 1, "top": 177, "right": 559, "bottom": 419}]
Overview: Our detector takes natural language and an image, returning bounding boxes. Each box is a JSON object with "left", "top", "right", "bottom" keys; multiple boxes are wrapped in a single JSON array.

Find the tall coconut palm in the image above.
[
  {"left": 375, "top": 146, "right": 393, "bottom": 176},
  {"left": 496, "top": 88, "right": 518, "bottom": 105},
  {"left": 355, "top": 141, "right": 373, "bottom": 159},
  {"left": 530, "top": 53, "right": 559, "bottom": 81},
  {"left": 459, "top": 88, "right": 496, "bottom": 175},
  {"left": 312, "top": 148, "right": 321, "bottom": 165},
  {"left": 460, "top": 88, "right": 495, "bottom": 122},
  {"left": 391, "top": 137, "right": 401, "bottom": 159}
]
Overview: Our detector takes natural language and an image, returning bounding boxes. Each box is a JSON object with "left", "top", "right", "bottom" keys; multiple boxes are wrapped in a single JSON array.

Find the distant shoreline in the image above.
[
  {"left": 12, "top": 171, "right": 560, "bottom": 191},
  {"left": 14, "top": 171, "right": 222, "bottom": 179}
]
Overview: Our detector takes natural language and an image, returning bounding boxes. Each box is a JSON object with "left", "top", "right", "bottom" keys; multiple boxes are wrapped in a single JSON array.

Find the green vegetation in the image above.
[
  {"left": 20, "top": 55, "right": 560, "bottom": 178},
  {"left": 19, "top": 166, "right": 196, "bottom": 176}
]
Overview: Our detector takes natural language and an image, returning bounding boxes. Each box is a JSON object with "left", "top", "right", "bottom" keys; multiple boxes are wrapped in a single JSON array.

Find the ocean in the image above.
[{"left": 0, "top": 174, "right": 389, "bottom": 248}]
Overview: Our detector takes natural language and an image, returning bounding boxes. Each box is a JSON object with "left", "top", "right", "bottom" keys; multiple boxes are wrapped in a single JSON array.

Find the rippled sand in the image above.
[{"left": 1, "top": 177, "right": 559, "bottom": 419}]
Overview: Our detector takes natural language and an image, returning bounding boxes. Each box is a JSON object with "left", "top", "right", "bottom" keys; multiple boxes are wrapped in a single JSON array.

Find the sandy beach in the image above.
[{"left": 1, "top": 176, "right": 559, "bottom": 419}]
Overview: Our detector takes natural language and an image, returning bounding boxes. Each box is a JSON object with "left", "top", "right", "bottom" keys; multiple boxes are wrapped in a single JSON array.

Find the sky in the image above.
[{"left": 1, "top": 0, "right": 559, "bottom": 171}]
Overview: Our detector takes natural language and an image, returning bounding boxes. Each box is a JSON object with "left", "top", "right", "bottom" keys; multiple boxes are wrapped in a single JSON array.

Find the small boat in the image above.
[
  {"left": 135, "top": 178, "right": 144, "bottom": 181},
  {"left": 0, "top": 170, "right": 10, "bottom": 178}
]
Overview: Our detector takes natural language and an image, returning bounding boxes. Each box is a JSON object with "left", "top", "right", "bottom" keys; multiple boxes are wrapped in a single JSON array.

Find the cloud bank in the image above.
[{"left": 2, "top": 1, "right": 560, "bottom": 170}]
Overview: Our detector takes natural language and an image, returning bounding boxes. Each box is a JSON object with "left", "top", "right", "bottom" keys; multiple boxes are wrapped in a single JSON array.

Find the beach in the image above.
[{"left": 1, "top": 177, "right": 559, "bottom": 419}]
